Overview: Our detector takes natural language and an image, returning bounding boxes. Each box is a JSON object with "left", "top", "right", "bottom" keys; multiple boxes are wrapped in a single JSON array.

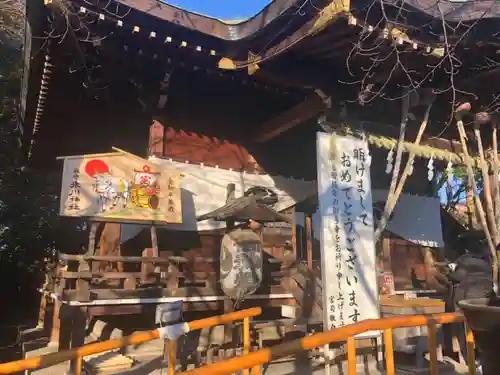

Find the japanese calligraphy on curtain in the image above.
[{"left": 316, "top": 132, "right": 379, "bottom": 337}]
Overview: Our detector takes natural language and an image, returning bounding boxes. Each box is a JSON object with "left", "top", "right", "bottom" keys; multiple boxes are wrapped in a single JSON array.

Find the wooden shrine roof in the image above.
[
  {"left": 114, "top": 0, "right": 304, "bottom": 41},
  {"left": 18, "top": 0, "right": 500, "bottom": 167}
]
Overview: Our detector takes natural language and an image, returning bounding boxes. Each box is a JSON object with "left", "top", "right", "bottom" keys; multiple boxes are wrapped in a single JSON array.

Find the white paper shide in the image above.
[{"left": 316, "top": 132, "right": 379, "bottom": 335}]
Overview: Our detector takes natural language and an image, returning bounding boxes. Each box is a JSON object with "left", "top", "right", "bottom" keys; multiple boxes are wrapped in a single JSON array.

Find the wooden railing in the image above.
[
  {"left": 176, "top": 312, "right": 476, "bottom": 375},
  {"left": 53, "top": 253, "right": 216, "bottom": 300},
  {"left": 0, "top": 310, "right": 477, "bottom": 375},
  {"left": 0, "top": 307, "right": 262, "bottom": 375},
  {"left": 51, "top": 253, "right": 288, "bottom": 305}
]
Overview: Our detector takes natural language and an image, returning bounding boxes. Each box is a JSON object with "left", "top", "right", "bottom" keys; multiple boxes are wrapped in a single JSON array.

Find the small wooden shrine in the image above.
[{"left": 18, "top": 0, "right": 500, "bottom": 367}]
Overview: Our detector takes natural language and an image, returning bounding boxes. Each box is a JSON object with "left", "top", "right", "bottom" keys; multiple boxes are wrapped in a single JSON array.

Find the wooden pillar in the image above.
[
  {"left": 224, "top": 184, "right": 236, "bottom": 348},
  {"left": 382, "top": 235, "right": 392, "bottom": 272},
  {"left": 225, "top": 184, "right": 236, "bottom": 231},
  {"left": 37, "top": 293, "right": 50, "bottom": 328},
  {"left": 141, "top": 248, "right": 156, "bottom": 284},
  {"left": 98, "top": 223, "right": 122, "bottom": 272},
  {"left": 50, "top": 300, "right": 63, "bottom": 345},
  {"left": 292, "top": 218, "right": 297, "bottom": 258},
  {"left": 86, "top": 221, "right": 99, "bottom": 256},
  {"left": 149, "top": 120, "right": 165, "bottom": 157},
  {"left": 305, "top": 215, "right": 313, "bottom": 271},
  {"left": 75, "top": 261, "right": 91, "bottom": 302},
  {"left": 69, "top": 307, "right": 88, "bottom": 373},
  {"left": 150, "top": 226, "right": 160, "bottom": 278},
  {"left": 57, "top": 304, "right": 73, "bottom": 351}
]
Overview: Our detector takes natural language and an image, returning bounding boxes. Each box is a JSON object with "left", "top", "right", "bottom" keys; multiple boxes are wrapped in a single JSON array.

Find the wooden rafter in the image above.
[{"left": 253, "top": 94, "right": 326, "bottom": 143}]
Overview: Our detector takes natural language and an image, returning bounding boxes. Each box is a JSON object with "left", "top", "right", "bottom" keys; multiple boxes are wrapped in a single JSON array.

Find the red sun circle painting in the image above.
[{"left": 85, "top": 159, "right": 110, "bottom": 177}]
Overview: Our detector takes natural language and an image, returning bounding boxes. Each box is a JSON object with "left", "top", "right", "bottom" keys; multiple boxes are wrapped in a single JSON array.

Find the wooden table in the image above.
[{"left": 380, "top": 295, "right": 446, "bottom": 370}]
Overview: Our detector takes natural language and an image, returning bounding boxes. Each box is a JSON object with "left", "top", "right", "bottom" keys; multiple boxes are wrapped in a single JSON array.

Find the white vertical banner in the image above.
[{"left": 316, "top": 132, "right": 380, "bottom": 337}]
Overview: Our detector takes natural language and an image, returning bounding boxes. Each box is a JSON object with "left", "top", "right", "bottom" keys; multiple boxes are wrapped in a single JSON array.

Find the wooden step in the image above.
[
  {"left": 283, "top": 263, "right": 323, "bottom": 318},
  {"left": 84, "top": 351, "right": 134, "bottom": 374}
]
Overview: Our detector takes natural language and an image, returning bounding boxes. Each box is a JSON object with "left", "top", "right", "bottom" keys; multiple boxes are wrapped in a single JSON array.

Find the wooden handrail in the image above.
[
  {"left": 58, "top": 254, "right": 213, "bottom": 264},
  {"left": 0, "top": 307, "right": 261, "bottom": 374},
  {"left": 177, "top": 312, "right": 465, "bottom": 375},
  {"left": 58, "top": 254, "right": 283, "bottom": 264}
]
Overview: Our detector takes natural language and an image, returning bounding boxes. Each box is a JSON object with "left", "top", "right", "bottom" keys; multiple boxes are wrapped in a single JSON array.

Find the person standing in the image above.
[{"left": 448, "top": 230, "right": 495, "bottom": 373}]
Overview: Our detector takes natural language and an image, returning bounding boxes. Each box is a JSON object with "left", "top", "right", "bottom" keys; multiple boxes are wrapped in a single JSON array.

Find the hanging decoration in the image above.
[
  {"left": 427, "top": 156, "right": 435, "bottom": 181},
  {"left": 407, "top": 158, "right": 414, "bottom": 176},
  {"left": 385, "top": 147, "right": 394, "bottom": 174},
  {"left": 446, "top": 160, "right": 454, "bottom": 185}
]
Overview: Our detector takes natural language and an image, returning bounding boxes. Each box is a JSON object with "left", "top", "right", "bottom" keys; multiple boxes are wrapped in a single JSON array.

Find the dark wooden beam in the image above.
[{"left": 253, "top": 94, "right": 326, "bottom": 143}]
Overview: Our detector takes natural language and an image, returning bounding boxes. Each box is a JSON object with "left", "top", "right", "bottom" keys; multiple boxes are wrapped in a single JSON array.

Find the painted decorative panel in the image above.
[{"left": 59, "top": 151, "right": 182, "bottom": 224}]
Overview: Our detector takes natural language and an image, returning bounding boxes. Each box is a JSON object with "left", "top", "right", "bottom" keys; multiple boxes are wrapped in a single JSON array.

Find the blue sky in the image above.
[{"left": 165, "top": 0, "right": 272, "bottom": 20}]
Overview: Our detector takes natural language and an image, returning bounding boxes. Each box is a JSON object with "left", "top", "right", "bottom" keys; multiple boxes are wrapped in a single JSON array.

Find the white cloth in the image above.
[
  {"left": 120, "top": 160, "right": 315, "bottom": 241},
  {"left": 121, "top": 159, "right": 444, "bottom": 248},
  {"left": 158, "top": 322, "right": 189, "bottom": 340}
]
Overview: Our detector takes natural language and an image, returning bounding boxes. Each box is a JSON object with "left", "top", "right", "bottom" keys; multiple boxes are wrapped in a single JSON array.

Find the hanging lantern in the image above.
[{"left": 219, "top": 229, "right": 263, "bottom": 300}]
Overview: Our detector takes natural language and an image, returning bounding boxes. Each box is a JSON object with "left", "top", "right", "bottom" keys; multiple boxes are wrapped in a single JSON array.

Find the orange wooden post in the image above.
[
  {"left": 384, "top": 328, "right": 395, "bottom": 375},
  {"left": 251, "top": 364, "right": 261, "bottom": 375},
  {"left": 243, "top": 318, "right": 250, "bottom": 375},
  {"left": 346, "top": 337, "right": 356, "bottom": 375},
  {"left": 168, "top": 340, "right": 176, "bottom": 375},
  {"left": 74, "top": 356, "right": 82, "bottom": 375},
  {"left": 427, "top": 322, "right": 438, "bottom": 375},
  {"left": 250, "top": 323, "right": 261, "bottom": 375},
  {"left": 466, "top": 327, "right": 476, "bottom": 375}
]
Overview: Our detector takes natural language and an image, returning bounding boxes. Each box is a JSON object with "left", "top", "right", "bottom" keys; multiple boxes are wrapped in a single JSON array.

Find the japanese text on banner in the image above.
[{"left": 316, "top": 133, "right": 379, "bottom": 335}]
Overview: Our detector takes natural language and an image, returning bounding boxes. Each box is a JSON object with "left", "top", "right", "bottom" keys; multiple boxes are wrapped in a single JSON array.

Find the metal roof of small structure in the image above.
[{"left": 196, "top": 195, "right": 292, "bottom": 223}]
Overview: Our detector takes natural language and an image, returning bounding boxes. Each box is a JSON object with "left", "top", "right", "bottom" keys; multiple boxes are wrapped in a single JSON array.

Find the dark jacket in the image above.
[{"left": 449, "top": 252, "right": 493, "bottom": 309}]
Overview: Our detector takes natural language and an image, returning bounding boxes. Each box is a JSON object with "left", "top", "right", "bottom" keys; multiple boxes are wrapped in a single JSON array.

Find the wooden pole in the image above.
[
  {"left": 305, "top": 215, "right": 313, "bottom": 271},
  {"left": 492, "top": 122, "right": 500, "bottom": 229},
  {"left": 466, "top": 186, "right": 477, "bottom": 228},
  {"left": 454, "top": 104, "right": 498, "bottom": 286},
  {"left": 224, "top": 184, "right": 236, "bottom": 350},
  {"left": 150, "top": 226, "right": 159, "bottom": 257},
  {"left": 473, "top": 113, "right": 498, "bottom": 243},
  {"left": 291, "top": 212, "right": 297, "bottom": 258},
  {"left": 375, "top": 95, "right": 435, "bottom": 242},
  {"left": 375, "top": 92, "right": 410, "bottom": 242},
  {"left": 86, "top": 222, "right": 99, "bottom": 256},
  {"left": 150, "top": 226, "right": 160, "bottom": 277}
]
